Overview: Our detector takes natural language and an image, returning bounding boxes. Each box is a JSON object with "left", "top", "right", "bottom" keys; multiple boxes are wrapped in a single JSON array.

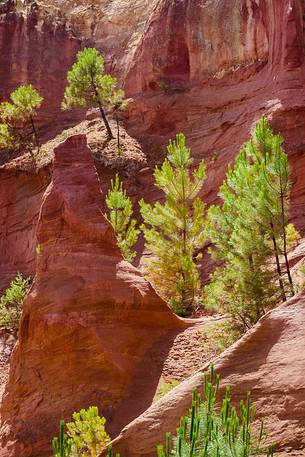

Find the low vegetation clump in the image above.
[
  {"left": 157, "top": 366, "right": 274, "bottom": 457},
  {"left": 52, "top": 406, "right": 111, "bottom": 457},
  {"left": 0, "top": 273, "right": 30, "bottom": 330},
  {"left": 201, "top": 319, "right": 242, "bottom": 356},
  {"left": 62, "top": 47, "right": 127, "bottom": 142},
  {"left": 0, "top": 84, "right": 43, "bottom": 161},
  {"left": 105, "top": 174, "right": 139, "bottom": 262},
  {"left": 52, "top": 367, "right": 275, "bottom": 457},
  {"left": 140, "top": 133, "right": 206, "bottom": 316},
  {"left": 156, "top": 378, "right": 181, "bottom": 401}
]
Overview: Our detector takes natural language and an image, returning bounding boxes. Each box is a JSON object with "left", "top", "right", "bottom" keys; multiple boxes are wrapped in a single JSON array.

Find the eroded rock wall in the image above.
[
  {"left": 0, "top": 1, "right": 82, "bottom": 137},
  {"left": 124, "top": 0, "right": 305, "bottom": 231},
  {"left": 107, "top": 291, "right": 305, "bottom": 457},
  {"left": 0, "top": 135, "right": 184, "bottom": 457},
  {"left": 0, "top": 161, "right": 51, "bottom": 292}
]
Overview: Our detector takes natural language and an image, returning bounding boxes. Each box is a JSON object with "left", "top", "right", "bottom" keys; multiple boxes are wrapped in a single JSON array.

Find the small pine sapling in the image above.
[
  {"left": 62, "top": 47, "right": 126, "bottom": 140},
  {"left": 105, "top": 174, "right": 140, "bottom": 262},
  {"left": 0, "top": 84, "right": 43, "bottom": 161},
  {"left": 140, "top": 133, "right": 206, "bottom": 316},
  {"left": 0, "top": 273, "right": 31, "bottom": 330},
  {"left": 52, "top": 407, "right": 111, "bottom": 457}
]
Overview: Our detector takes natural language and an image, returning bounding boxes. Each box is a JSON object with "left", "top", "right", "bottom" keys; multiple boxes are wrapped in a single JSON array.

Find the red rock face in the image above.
[
  {"left": 1, "top": 0, "right": 305, "bottom": 455},
  {"left": 0, "top": 161, "right": 51, "bottom": 292},
  {"left": 124, "top": 0, "right": 305, "bottom": 232},
  {"left": 0, "top": 135, "right": 184, "bottom": 457},
  {"left": 107, "top": 291, "right": 305, "bottom": 457},
  {"left": 0, "top": 2, "right": 82, "bottom": 138}
]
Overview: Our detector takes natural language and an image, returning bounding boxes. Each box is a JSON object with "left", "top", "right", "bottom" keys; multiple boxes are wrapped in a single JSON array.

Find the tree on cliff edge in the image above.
[
  {"left": 0, "top": 84, "right": 43, "bottom": 161},
  {"left": 62, "top": 47, "right": 126, "bottom": 140}
]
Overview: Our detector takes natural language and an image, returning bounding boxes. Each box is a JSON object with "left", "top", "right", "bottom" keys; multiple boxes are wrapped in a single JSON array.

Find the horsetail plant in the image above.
[{"left": 157, "top": 366, "right": 275, "bottom": 457}]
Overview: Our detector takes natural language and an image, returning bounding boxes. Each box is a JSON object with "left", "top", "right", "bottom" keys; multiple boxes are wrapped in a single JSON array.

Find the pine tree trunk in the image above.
[
  {"left": 30, "top": 115, "right": 40, "bottom": 154},
  {"left": 90, "top": 74, "right": 114, "bottom": 139},
  {"left": 270, "top": 222, "right": 286, "bottom": 302},
  {"left": 116, "top": 113, "right": 120, "bottom": 153},
  {"left": 98, "top": 103, "right": 113, "bottom": 140},
  {"left": 280, "top": 191, "right": 294, "bottom": 296}
]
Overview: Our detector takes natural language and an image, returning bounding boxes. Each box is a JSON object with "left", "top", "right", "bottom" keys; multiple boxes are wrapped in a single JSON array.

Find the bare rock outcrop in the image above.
[
  {"left": 0, "top": 1, "right": 82, "bottom": 137},
  {"left": 124, "top": 0, "right": 305, "bottom": 232},
  {"left": 108, "top": 292, "right": 305, "bottom": 457},
  {"left": 0, "top": 136, "right": 184, "bottom": 457},
  {"left": 0, "top": 160, "right": 51, "bottom": 292}
]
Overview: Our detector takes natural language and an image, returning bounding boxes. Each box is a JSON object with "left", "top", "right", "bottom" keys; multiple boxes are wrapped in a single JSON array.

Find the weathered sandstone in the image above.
[
  {"left": 107, "top": 291, "right": 305, "bottom": 457},
  {"left": 0, "top": 160, "right": 51, "bottom": 292},
  {"left": 0, "top": 135, "right": 184, "bottom": 457}
]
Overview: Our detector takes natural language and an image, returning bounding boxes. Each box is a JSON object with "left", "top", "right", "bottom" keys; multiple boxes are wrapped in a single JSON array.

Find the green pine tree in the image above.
[
  {"left": 139, "top": 133, "right": 206, "bottom": 316},
  {"left": 0, "top": 84, "right": 43, "bottom": 161},
  {"left": 205, "top": 117, "right": 299, "bottom": 328},
  {"left": 105, "top": 174, "right": 140, "bottom": 262},
  {"left": 62, "top": 47, "right": 126, "bottom": 140}
]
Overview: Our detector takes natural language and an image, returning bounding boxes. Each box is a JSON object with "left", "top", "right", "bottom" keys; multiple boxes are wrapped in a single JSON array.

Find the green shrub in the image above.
[
  {"left": 0, "top": 84, "right": 43, "bottom": 161},
  {"left": 157, "top": 366, "right": 275, "bottom": 457},
  {"left": 105, "top": 174, "right": 139, "bottom": 262},
  {"left": 52, "top": 368, "right": 275, "bottom": 457},
  {"left": 52, "top": 406, "right": 111, "bottom": 457},
  {"left": 0, "top": 273, "right": 30, "bottom": 330}
]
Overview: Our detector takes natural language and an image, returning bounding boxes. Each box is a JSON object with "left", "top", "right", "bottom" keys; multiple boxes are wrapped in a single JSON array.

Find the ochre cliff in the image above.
[
  {"left": 0, "top": 1, "right": 82, "bottom": 137},
  {"left": 107, "top": 291, "right": 305, "bottom": 457},
  {"left": 0, "top": 160, "right": 51, "bottom": 291},
  {"left": 0, "top": 136, "right": 184, "bottom": 457},
  {"left": 123, "top": 0, "right": 305, "bottom": 230},
  {"left": 1, "top": 0, "right": 305, "bottom": 456}
]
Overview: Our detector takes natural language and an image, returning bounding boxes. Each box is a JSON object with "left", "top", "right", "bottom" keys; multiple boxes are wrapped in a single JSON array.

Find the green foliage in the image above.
[
  {"left": 0, "top": 84, "right": 43, "bottom": 161},
  {"left": 205, "top": 117, "right": 298, "bottom": 328},
  {"left": 201, "top": 319, "right": 241, "bottom": 355},
  {"left": 140, "top": 133, "right": 206, "bottom": 316},
  {"left": 52, "top": 371, "right": 275, "bottom": 457},
  {"left": 157, "top": 366, "right": 275, "bottom": 457},
  {"left": 156, "top": 379, "right": 180, "bottom": 401},
  {"left": 0, "top": 273, "right": 30, "bottom": 330},
  {"left": 52, "top": 407, "right": 111, "bottom": 457},
  {"left": 105, "top": 174, "right": 140, "bottom": 262},
  {"left": 284, "top": 223, "right": 301, "bottom": 250},
  {"left": 159, "top": 81, "right": 169, "bottom": 92},
  {"left": 62, "top": 48, "right": 126, "bottom": 139},
  {"left": 52, "top": 420, "right": 72, "bottom": 457}
]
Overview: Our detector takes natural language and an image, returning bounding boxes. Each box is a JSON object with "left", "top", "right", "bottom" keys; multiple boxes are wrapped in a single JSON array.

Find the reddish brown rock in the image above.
[
  {"left": 0, "top": 160, "right": 51, "bottom": 292},
  {"left": 0, "top": 1, "right": 82, "bottom": 138},
  {"left": 107, "top": 291, "right": 305, "bottom": 457},
  {"left": 123, "top": 0, "right": 305, "bottom": 233},
  {"left": 0, "top": 135, "right": 184, "bottom": 457}
]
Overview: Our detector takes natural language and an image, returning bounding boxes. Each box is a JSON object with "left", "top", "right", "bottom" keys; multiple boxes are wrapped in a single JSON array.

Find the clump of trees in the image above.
[
  {"left": 62, "top": 47, "right": 127, "bottom": 141},
  {"left": 106, "top": 118, "right": 299, "bottom": 323},
  {"left": 140, "top": 133, "right": 206, "bottom": 316},
  {"left": 204, "top": 117, "right": 298, "bottom": 329},
  {"left": 0, "top": 273, "right": 31, "bottom": 330},
  {"left": 105, "top": 174, "right": 139, "bottom": 262},
  {"left": 0, "top": 84, "right": 43, "bottom": 161},
  {"left": 52, "top": 367, "right": 275, "bottom": 457}
]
